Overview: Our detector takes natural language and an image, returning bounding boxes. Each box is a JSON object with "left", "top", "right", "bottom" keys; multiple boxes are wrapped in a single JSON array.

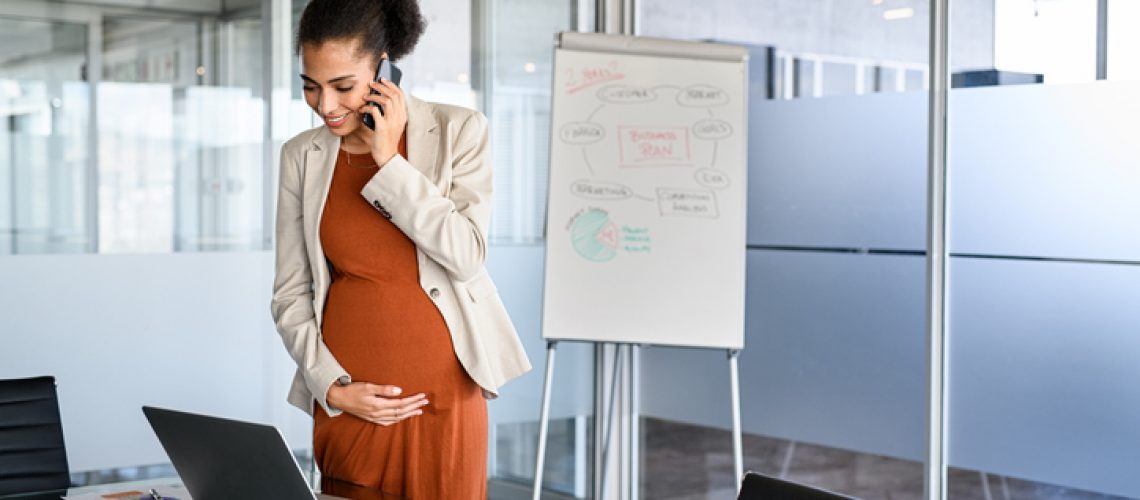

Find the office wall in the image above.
[
  {"left": 945, "top": 81, "right": 1140, "bottom": 497},
  {"left": 640, "top": 81, "right": 1140, "bottom": 498},
  {"left": 949, "top": 257, "right": 1140, "bottom": 497},
  {"left": 949, "top": 81, "right": 1140, "bottom": 261},
  {"left": 639, "top": 250, "right": 927, "bottom": 461},
  {"left": 746, "top": 91, "right": 928, "bottom": 250},
  {"left": 0, "top": 252, "right": 294, "bottom": 471},
  {"left": 642, "top": 88, "right": 929, "bottom": 463},
  {"left": 0, "top": 244, "right": 584, "bottom": 473},
  {"left": 3, "top": 78, "right": 1136, "bottom": 497}
]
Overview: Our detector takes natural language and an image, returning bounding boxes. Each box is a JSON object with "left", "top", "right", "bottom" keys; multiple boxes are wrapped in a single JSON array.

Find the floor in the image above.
[
  {"left": 636, "top": 418, "right": 1132, "bottom": 500},
  {"left": 67, "top": 417, "right": 1132, "bottom": 499}
]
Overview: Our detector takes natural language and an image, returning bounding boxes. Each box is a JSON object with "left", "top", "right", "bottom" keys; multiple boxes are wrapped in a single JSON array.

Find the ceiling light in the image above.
[{"left": 883, "top": 7, "right": 914, "bottom": 20}]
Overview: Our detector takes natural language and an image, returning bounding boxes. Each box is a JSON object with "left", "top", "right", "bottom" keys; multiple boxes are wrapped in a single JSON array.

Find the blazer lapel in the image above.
[
  {"left": 304, "top": 128, "right": 338, "bottom": 289},
  {"left": 404, "top": 95, "right": 442, "bottom": 190}
]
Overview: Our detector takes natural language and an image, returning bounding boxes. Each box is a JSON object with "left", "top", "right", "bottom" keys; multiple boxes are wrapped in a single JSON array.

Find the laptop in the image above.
[
  {"left": 142, "top": 406, "right": 346, "bottom": 500},
  {"left": 737, "top": 471, "right": 858, "bottom": 500}
]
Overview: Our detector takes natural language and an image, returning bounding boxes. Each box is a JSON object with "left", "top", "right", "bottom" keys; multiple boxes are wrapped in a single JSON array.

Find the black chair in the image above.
[
  {"left": 0, "top": 376, "right": 71, "bottom": 496},
  {"left": 738, "top": 471, "right": 857, "bottom": 500}
]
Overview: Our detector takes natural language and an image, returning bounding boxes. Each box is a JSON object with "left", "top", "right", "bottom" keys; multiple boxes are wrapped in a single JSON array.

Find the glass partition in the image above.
[
  {"left": 635, "top": 1, "right": 937, "bottom": 498},
  {"left": 98, "top": 14, "right": 272, "bottom": 253},
  {"left": 0, "top": 17, "right": 91, "bottom": 254},
  {"left": 993, "top": 0, "right": 1097, "bottom": 84},
  {"left": 1108, "top": 0, "right": 1140, "bottom": 81},
  {"left": 477, "top": 2, "right": 597, "bottom": 498},
  {"left": 947, "top": 1, "right": 1140, "bottom": 497}
]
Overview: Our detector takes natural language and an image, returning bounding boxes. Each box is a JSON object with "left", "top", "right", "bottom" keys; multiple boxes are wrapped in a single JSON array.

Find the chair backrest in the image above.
[
  {"left": 0, "top": 376, "right": 71, "bottom": 495},
  {"left": 738, "top": 471, "right": 857, "bottom": 500}
]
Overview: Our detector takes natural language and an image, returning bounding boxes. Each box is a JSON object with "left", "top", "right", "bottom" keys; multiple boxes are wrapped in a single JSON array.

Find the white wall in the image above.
[
  {"left": 0, "top": 244, "right": 589, "bottom": 473},
  {"left": 0, "top": 251, "right": 303, "bottom": 471}
]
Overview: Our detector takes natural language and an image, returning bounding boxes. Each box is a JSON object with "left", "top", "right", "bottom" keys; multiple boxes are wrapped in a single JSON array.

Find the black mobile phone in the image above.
[{"left": 362, "top": 57, "right": 403, "bottom": 130}]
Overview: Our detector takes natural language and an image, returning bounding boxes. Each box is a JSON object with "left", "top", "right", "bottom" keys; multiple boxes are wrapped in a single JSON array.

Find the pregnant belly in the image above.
[{"left": 320, "top": 277, "right": 464, "bottom": 400}]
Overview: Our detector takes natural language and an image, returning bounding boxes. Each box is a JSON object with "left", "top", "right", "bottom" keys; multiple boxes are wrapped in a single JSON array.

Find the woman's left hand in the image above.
[{"left": 360, "top": 78, "right": 407, "bottom": 167}]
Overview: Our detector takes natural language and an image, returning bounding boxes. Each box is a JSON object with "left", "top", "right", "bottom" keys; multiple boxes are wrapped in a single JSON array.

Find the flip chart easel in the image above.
[{"left": 534, "top": 32, "right": 750, "bottom": 499}]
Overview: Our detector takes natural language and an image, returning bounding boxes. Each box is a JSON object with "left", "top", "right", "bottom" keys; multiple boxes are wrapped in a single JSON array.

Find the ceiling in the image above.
[{"left": 50, "top": 0, "right": 263, "bottom": 15}]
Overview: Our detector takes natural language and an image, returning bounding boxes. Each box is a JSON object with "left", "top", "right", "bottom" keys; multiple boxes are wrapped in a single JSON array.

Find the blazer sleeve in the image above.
[
  {"left": 360, "top": 110, "right": 491, "bottom": 281},
  {"left": 270, "top": 142, "right": 350, "bottom": 417}
]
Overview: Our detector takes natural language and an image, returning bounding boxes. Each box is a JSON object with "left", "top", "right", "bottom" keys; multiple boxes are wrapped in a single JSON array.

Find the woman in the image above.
[{"left": 270, "top": 0, "right": 531, "bottom": 497}]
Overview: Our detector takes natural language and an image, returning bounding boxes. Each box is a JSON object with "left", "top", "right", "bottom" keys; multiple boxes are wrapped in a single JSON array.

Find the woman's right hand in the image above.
[{"left": 326, "top": 382, "right": 429, "bottom": 426}]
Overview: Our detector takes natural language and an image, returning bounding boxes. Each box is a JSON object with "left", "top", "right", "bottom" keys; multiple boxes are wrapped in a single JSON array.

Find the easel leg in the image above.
[
  {"left": 533, "top": 341, "right": 558, "bottom": 500},
  {"left": 599, "top": 343, "right": 625, "bottom": 496},
  {"left": 729, "top": 349, "right": 744, "bottom": 482},
  {"left": 630, "top": 344, "right": 641, "bottom": 500}
]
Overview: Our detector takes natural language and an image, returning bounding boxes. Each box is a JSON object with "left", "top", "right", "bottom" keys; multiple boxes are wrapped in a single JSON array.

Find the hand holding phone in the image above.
[{"left": 362, "top": 57, "right": 403, "bottom": 130}]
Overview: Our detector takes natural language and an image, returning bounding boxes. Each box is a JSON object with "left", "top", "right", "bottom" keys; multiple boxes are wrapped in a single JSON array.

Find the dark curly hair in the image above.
[{"left": 295, "top": 0, "right": 426, "bottom": 62}]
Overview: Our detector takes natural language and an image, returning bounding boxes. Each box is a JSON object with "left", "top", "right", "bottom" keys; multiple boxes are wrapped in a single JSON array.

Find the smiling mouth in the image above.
[{"left": 325, "top": 113, "right": 349, "bottom": 124}]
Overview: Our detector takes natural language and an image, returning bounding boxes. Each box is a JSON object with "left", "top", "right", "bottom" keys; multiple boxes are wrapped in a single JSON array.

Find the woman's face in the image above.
[{"left": 299, "top": 38, "right": 380, "bottom": 137}]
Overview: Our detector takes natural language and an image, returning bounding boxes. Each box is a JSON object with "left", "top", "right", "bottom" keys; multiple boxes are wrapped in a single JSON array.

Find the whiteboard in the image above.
[{"left": 541, "top": 33, "right": 749, "bottom": 349}]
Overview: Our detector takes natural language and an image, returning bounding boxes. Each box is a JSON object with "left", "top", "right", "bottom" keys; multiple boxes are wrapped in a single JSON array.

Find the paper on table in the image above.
[{"left": 64, "top": 484, "right": 191, "bottom": 500}]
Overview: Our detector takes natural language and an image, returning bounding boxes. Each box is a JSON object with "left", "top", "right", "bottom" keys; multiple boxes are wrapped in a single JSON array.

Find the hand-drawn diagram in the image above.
[
  {"left": 657, "top": 188, "right": 718, "bottom": 218},
  {"left": 617, "top": 126, "right": 691, "bottom": 166},
  {"left": 569, "top": 208, "right": 619, "bottom": 262},
  {"left": 557, "top": 61, "right": 735, "bottom": 262},
  {"left": 567, "top": 208, "right": 654, "bottom": 262}
]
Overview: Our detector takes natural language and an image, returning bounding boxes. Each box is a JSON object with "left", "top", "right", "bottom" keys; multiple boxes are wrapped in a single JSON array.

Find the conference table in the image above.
[{"left": 0, "top": 477, "right": 404, "bottom": 500}]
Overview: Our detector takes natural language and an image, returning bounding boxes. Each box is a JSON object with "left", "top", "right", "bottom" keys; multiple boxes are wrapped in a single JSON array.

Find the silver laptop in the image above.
[{"left": 142, "top": 406, "right": 345, "bottom": 500}]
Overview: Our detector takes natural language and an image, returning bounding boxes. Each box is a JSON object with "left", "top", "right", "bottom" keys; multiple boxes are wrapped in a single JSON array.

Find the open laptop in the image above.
[
  {"left": 142, "top": 406, "right": 347, "bottom": 500},
  {"left": 738, "top": 471, "right": 858, "bottom": 500}
]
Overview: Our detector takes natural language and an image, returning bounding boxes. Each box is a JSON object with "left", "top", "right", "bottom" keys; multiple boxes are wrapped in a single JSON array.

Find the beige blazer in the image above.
[{"left": 271, "top": 95, "right": 532, "bottom": 417}]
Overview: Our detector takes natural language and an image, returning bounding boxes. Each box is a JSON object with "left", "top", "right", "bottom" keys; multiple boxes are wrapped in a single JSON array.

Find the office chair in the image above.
[
  {"left": 738, "top": 471, "right": 857, "bottom": 500},
  {"left": 0, "top": 376, "right": 71, "bottom": 495}
]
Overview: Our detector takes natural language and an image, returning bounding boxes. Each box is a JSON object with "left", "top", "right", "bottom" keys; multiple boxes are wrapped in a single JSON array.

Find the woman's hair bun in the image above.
[{"left": 296, "top": 0, "right": 426, "bottom": 62}]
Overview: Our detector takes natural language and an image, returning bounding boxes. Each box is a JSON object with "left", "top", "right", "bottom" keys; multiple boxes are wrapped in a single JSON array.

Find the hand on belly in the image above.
[{"left": 327, "top": 382, "right": 430, "bottom": 426}]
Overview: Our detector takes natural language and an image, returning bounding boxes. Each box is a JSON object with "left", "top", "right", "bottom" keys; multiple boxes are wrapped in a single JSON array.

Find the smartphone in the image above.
[{"left": 362, "top": 57, "right": 403, "bottom": 130}]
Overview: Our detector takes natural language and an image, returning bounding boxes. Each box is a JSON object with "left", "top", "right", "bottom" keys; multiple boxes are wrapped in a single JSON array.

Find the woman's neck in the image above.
[{"left": 339, "top": 128, "right": 372, "bottom": 154}]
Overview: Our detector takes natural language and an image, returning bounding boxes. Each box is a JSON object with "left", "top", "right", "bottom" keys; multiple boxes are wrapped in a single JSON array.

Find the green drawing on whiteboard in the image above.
[{"left": 570, "top": 208, "right": 619, "bottom": 262}]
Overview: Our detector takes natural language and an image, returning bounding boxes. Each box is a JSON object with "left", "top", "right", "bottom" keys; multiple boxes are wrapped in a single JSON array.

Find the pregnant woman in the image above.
[{"left": 270, "top": 1, "right": 531, "bottom": 497}]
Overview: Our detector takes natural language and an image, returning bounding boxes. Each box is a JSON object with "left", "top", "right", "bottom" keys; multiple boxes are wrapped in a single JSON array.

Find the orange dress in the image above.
[{"left": 314, "top": 141, "right": 488, "bottom": 500}]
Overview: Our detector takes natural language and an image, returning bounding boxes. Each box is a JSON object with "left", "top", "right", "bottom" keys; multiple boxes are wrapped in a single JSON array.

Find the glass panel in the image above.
[
  {"left": 636, "top": 1, "right": 932, "bottom": 498},
  {"left": 0, "top": 17, "right": 90, "bottom": 254},
  {"left": 98, "top": 17, "right": 189, "bottom": 253},
  {"left": 182, "top": 16, "right": 267, "bottom": 251},
  {"left": 1108, "top": 0, "right": 1140, "bottom": 81},
  {"left": 100, "top": 14, "right": 268, "bottom": 253},
  {"left": 486, "top": 0, "right": 579, "bottom": 244},
  {"left": 949, "top": 0, "right": 1140, "bottom": 497},
  {"left": 993, "top": 0, "right": 1098, "bottom": 84},
  {"left": 480, "top": 3, "right": 596, "bottom": 498},
  {"left": 402, "top": 0, "right": 476, "bottom": 108}
]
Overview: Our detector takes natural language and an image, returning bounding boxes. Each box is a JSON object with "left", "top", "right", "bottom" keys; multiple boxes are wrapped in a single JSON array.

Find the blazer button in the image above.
[{"left": 429, "top": 288, "right": 441, "bottom": 300}]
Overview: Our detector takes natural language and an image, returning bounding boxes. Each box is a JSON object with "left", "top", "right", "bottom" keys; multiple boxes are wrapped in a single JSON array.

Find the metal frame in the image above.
[
  {"left": 1096, "top": 0, "right": 1108, "bottom": 80},
  {"left": 533, "top": 341, "right": 743, "bottom": 500},
  {"left": 86, "top": 11, "right": 102, "bottom": 253},
  {"left": 924, "top": 0, "right": 950, "bottom": 499},
  {"left": 261, "top": 0, "right": 290, "bottom": 251},
  {"left": 532, "top": 341, "right": 558, "bottom": 500}
]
